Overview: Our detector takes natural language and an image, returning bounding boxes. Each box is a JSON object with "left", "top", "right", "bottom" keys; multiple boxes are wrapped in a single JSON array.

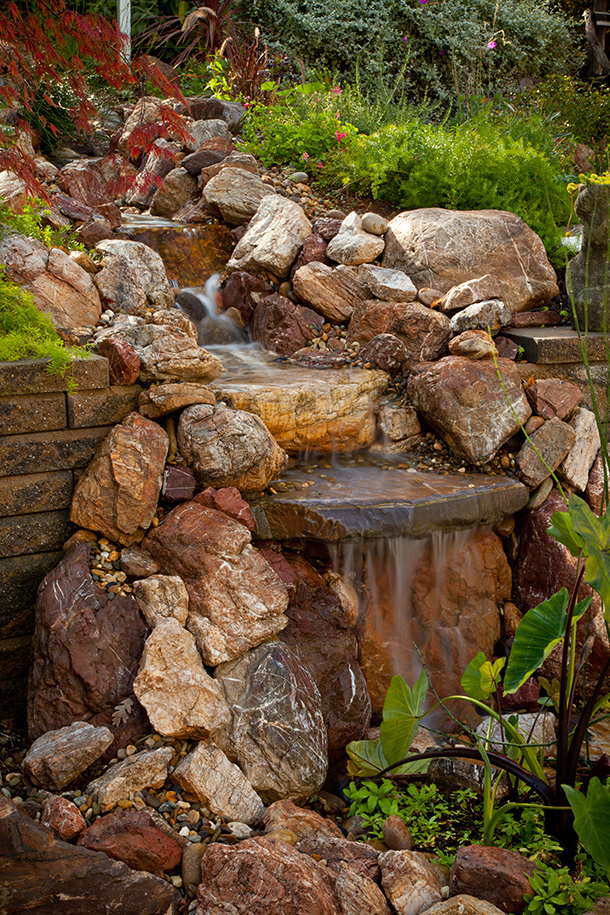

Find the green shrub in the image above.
[
  {"left": 0, "top": 200, "right": 84, "bottom": 252},
  {"left": 238, "top": 0, "right": 581, "bottom": 104}
]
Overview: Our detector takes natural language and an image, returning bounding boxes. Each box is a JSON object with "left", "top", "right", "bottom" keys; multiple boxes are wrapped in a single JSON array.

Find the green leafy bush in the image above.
[
  {"left": 238, "top": 0, "right": 580, "bottom": 104},
  {"left": 0, "top": 200, "right": 83, "bottom": 252}
]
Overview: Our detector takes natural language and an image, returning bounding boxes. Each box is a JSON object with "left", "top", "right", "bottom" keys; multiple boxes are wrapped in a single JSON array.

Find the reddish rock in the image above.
[
  {"left": 263, "top": 799, "right": 343, "bottom": 842},
  {"left": 348, "top": 301, "right": 451, "bottom": 363},
  {"left": 258, "top": 549, "right": 298, "bottom": 598},
  {"left": 162, "top": 464, "right": 197, "bottom": 504},
  {"left": 0, "top": 795, "right": 179, "bottom": 915},
  {"left": 510, "top": 310, "right": 562, "bottom": 328},
  {"left": 525, "top": 378, "right": 581, "bottom": 420},
  {"left": 383, "top": 816, "right": 413, "bottom": 851},
  {"left": 495, "top": 336, "right": 519, "bottom": 360},
  {"left": 334, "top": 863, "right": 392, "bottom": 915},
  {"left": 250, "top": 294, "right": 318, "bottom": 356},
  {"left": 27, "top": 543, "right": 148, "bottom": 743},
  {"left": 585, "top": 451, "right": 605, "bottom": 514},
  {"left": 41, "top": 795, "right": 87, "bottom": 841},
  {"left": 222, "top": 271, "right": 274, "bottom": 323},
  {"left": 120, "top": 545, "right": 160, "bottom": 578},
  {"left": 125, "top": 140, "right": 182, "bottom": 209},
  {"left": 97, "top": 337, "right": 141, "bottom": 385},
  {"left": 291, "top": 348, "right": 349, "bottom": 368},
  {"left": 57, "top": 160, "right": 108, "bottom": 207},
  {"left": 516, "top": 417, "right": 576, "bottom": 488},
  {"left": 143, "top": 500, "right": 288, "bottom": 665},
  {"left": 312, "top": 217, "right": 344, "bottom": 241},
  {"left": 290, "top": 233, "right": 330, "bottom": 279},
  {"left": 70, "top": 413, "right": 168, "bottom": 546},
  {"left": 297, "top": 834, "right": 380, "bottom": 881},
  {"left": 195, "top": 837, "right": 340, "bottom": 915},
  {"left": 524, "top": 415, "right": 545, "bottom": 435},
  {"left": 500, "top": 677, "right": 540, "bottom": 713},
  {"left": 194, "top": 486, "right": 256, "bottom": 531},
  {"left": 278, "top": 554, "right": 371, "bottom": 760},
  {"left": 77, "top": 218, "right": 115, "bottom": 246},
  {"left": 78, "top": 809, "right": 182, "bottom": 874},
  {"left": 183, "top": 137, "right": 236, "bottom": 175},
  {"left": 408, "top": 356, "right": 531, "bottom": 465},
  {"left": 450, "top": 845, "right": 535, "bottom": 914},
  {"left": 360, "top": 334, "right": 408, "bottom": 374},
  {"left": 55, "top": 192, "right": 97, "bottom": 223}
]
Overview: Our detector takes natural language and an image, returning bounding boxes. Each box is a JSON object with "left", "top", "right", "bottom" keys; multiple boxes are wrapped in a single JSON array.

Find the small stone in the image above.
[
  {"left": 361, "top": 212, "right": 389, "bottom": 236},
  {"left": 417, "top": 288, "right": 442, "bottom": 306},
  {"left": 182, "top": 840, "right": 207, "bottom": 888},
  {"left": 87, "top": 747, "right": 174, "bottom": 813},
  {"left": 23, "top": 721, "right": 114, "bottom": 791},
  {"left": 383, "top": 815, "right": 413, "bottom": 851},
  {"left": 120, "top": 546, "right": 160, "bottom": 578},
  {"left": 41, "top": 795, "right": 87, "bottom": 840}
]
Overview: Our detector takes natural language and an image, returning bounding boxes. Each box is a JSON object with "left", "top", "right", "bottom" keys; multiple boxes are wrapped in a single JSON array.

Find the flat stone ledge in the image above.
[
  {"left": 250, "top": 465, "right": 529, "bottom": 541},
  {"left": 0, "top": 551, "right": 63, "bottom": 627},
  {"left": 0, "top": 355, "right": 109, "bottom": 396},
  {"left": 0, "top": 471, "right": 73, "bottom": 518},
  {"left": 0, "top": 510, "right": 73, "bottom": 559},
  {"left": 503, "top": 327, "right": 609, "bottom": 364},
  {"left": 67, "top": 385, "right": 142, "bottom": 429},
  {"left": 0, "top": 425, "right": 112, "bottom": 477},
  {"left": 0, "top": 392, "right": 66, "bottom": 436}
]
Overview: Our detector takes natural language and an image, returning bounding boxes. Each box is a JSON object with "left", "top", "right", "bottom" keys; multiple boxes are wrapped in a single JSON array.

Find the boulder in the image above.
[
  {"left": 187, "top": 97, "right": 245, "bottom": 131},
  {"left": 214, "top": 642, "right": 328, "bottom": 802},
  {"left": 41, "top": 796, "right": 87, "bottom": 841},
  {"left": 162, "top": 464, "right": 197, "bottom": 504},
  {"left": 383, "top": 816, "right": 413, "bottom": 851},
  {"left": 263, "top": 799, "right": 343, "bottom": 841},
  {"left": 185, "top": 118, "right": 231, "bottom": 152},
  {"left": 77, "top": 809, "right": 183, "bottom": 874},
  {"left": 97, "top": 337, "right": 141, "bottom": 385},
  {"left": 450, "top": 300, "right": 512, "bottom": 336},
  {"left": 379, "top": 850, "right": 443, "bottom": 915},
  {"left": 408, "top": 356, "right": 531, "bottom": 465},
  {"left": 250, "top": 293, "right": 318, "bottom": 356},
  {"left": 222, "top": 271, "right": 274, "bottom": 323},
  {"left": 57, "top": 159, "right": 109, "bottom": 207},
  {"left": 203, "top": 167, "right": 276, "bottom": 224},
  {"left": 566, "top": 184, "right": 610, "bottom": 331},
  {"left": 437, "top": 275, "right": 503, "bottom": 314},
  {"left": 450, "top": 845, "right": 535, "bottom": 914},
  {"left": 449, "top": 330, "right": 497, "bottom": 360},
  {"left": 0, "top": 795, "right": 179, "bottom": 915},
  {"left": 0, "top": 169, "right": 27, "bottom": 213},
  {"left": 293, "top": 262, "right": 365, "bottom": 322},
  {"left": 149, "top": 166, "right": 198, "bottom": 218},
  {"left": 524, "top": 378, "right": 581, "bottom": 420},
  {"left": 297, "top": 833, "right": 379, "bottom": 879},
  {"left": 335, "top": 863, "right": 392, "bottom": 915},
  {"left": 118, "top": 96, "right": 166, "bottom": 154},
  {"left": 87, "top": 747, "right": 174, "bottom": 813},
  {"left": 94, "top": 239, "right": 174, "bottom": 313},
  {"left": 358, "top": 264, "right": 417, "bottom": 301},
  {"left": 134, "top": 618, "right": 231, "bottom": 738},
  {"left": 0, "top": 232, "right": 102, "bottom": 330},
  {"left": 177, "top": 402, "right": 287, "bottom": 492},
  {"left": 138, "top": 381, "right": 215, "bottom": 418},
  {"left": 361, "top": 212, "right": 388, "bottom": 236},
  {"left": 227, "top": 195, "right": 312, "bottom": 278},
  {"left": 516, "top": 417, "right": 576, "bottom": 488},
  {"left": 125, "top": 139, "right": 182, "bottom": 208},
  {"left": 173, "top": 740, "right": 265, "bottom": 825},
  {"left": 475, "top": 713, "right": 555, "bottom": 753},
  {"left": 383, "top": 209, "right": 558, "bottom": 312},
  {"left": 195, "top": 837, "right": 339, "bottom": 915},
  {"left": 378, "top": 403, "right": 421, "bottom": 442},
  {"left": 313, "top": 217, "right": 344, "bottom": 241},
  {"left": 326, "top": 211, "right": 385, "bottom": 266},
  {"left": 348, "top": 301, "right": 451, "bottom": 363},
  {"left": 195, "top": 485, "right": 256, "bottom": 530},
  {"left": 278, "top": 554, "right": 371, "bottom": 760},
  {"left": 27, "top": 543, "right": 148, "bottom": 742},
  {"left": 133, "top": 574, "right": 189, "bottom": 627},
  {"left": 360, "top": 334, "right": 409, "bottom": 374},
  {"left": 70, "top": 412, "right": 168, "bottom": 546},
  {"left": 426, "top": 898, "right": 505, "bottom": 915},
  {"left": 290, "top": 232, "right": 330, "bottom": 278},
  {"left": 23, "top": 721, "right": 114, "bottom": 790},
  {"left": 98, "top": 322, "right": 223, "bottom": 384},
  {"left": 182, "top": 140, "right": 234, "bottom": 175},
  {"left": 143, "top": 500, "right": 289, "bottom": 665}
]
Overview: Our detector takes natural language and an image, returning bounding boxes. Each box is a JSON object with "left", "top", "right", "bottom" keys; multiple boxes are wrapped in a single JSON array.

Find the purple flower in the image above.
[
  {"left": 487, "top": 39, "right": 496, "bottom": 49},
  {"left": 402, "top": 36, "right": 408, "bottom": 41}
]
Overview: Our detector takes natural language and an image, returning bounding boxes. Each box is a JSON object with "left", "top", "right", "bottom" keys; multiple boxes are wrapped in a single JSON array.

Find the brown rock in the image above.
[
  {"left": 182, "top": 840, "right": 206, "bottom": 889},
  {"left": 151, "top": 308, "right": 198, "bottom": 341},
  {"left": 182, "top": 137, "right": 236, "bottom": 175},
  {"left": 313, "top": 217, "right": 344, "bottom": 241},
  {"left": 449, "top": 330, "right": 497, "bottom": 360},
  {"left": 408, "top": 356, "right": 531, "bottom": 465},
  {"left": 98, "top": 323, "right": 223, "bottom": 384},
  {"left": 0, "top": 795, "right": 180, "bottom": 915},
  {"left": 94, "top": 239, "right": 174, "bottom": 313},
  {"left": 297, "top": 833, "right": 380, "bottom": 881},
  {"left": 120, "top": 545, "right": 160, "bottom": 578},
  {"left": 133, "top": 574, "right": 189, "bottom": 627},
  {"left": 97, "top": 337, "right": 141, "bottom": 386},
  {"left": 417, "top": 287, "right": 443, "bottom": 306},
  {"left": 379, "top": 849, "right": 443, "bottom": 915},
  {"left": 195, "top": 486, "right": 256, "bottom": 531},
  {"left": 76, "top": 217, "right": 115, "bottom": 247},
  {"left": 125, "top": 139, "right": 182, "bottom": 208},
  {"left": 203, "top": 167, "right": 276, "bottom": 224},
  {"left": 360, "top": 334, "right": 408, "bottom": 374},
  {"left": 383, "top": 816, "right": 413, "bottom": 851},
  {"left": 23, "top": 720, "right": 114, "bottom": 790},
  {"left": 196, "top": 837, "right": 339, "bottom": 915},
  {"left": 516, "top": 417, "right": 576, "bottom": 488},
  {"left": 510, "top": 310, "right": 562, "bottom": 328},
  {"left": 495, "top": 336, "right": 519, "bottom": 360},
  {"left": 348, "top": 300, "right": 451, "bottom": 363},
  {"left": 161, "top": 464, "right": 197, "bottom": 504},
  {"left": 263, "top": 799, "right": 343, "bottom": 842},
  {"left": 199, "top": 152, "right": 258, "bottom": 185},
  {"left": 143, "top": 500, "right": 289, "bottom": 665},
  {"left": 524, "top": 415, "right": 545, "bottom": 434},
  {"left": 227, "top": 195, "right": 313, "bottom": 279},
  {"left": 57, "top": 159, "right": 108, "bottom": 207},
  {"left": 426, "top": 897, "right": 505, "bottom": 915},
  {"left": 293, "top": 262, "right": 365, "bottom": 323},
  {"left": 173, "top": 740, "right": 265, "bottom": 826},
  {"left": 41, "top": 795, "right": 87, "bottom": 841},
  {"left": 118, "top": 96, "right": 168, "bottom": 155},
  {"left": 290, "top": 232, "right": 330, "bottom": 279},
  {"left": 450, "top": 845, "right": 535, "bottom": 914},
  {"left": 150, "top": 166, "right": 198, "bottom": 218},
  {"left": 134, "top": 618, "right": 230, "bottom": 737},
  {"left": 524, "top": 378, "right": 581, "bottom": 420},
  {"left": 585, "top": 451, "right": 605, "bottom": 514},
  {"left": 87, "top": 747, "right": 174, "bottom": 813},
  {"left": 222, "top": 271, "right": 274, "bottom": 323},
  {"left": 78, "top": 808, "right": 182, "bottom": 874},
  {"left": 215, "top": 642, "right": 328, "bottom": 802},
  {"left": 278, "top": 554, "right": 371, "bottom": 760},
  {"left": 27, "top": 543, "right": 148, "bottom": 742},
  {"left": 138, "top": 381, "right": 216, "bottom": 418},
  {"left": 251, "top": 293, "right": 318, "bottom": 356},
  {"left": 437, "top": 275, "right": 503, "bottom": 313},
  {"left": 70, "top": 412, "right": 168, "bottom": 546},
  {"left": 383, "top": 209, "right": 558, "bottom": 313},
  {"left": 334, "top": 862, "right": 392, "bottom": 915},
  {"left": 177, "top": 402, "right": 288, "bottom": 492}
]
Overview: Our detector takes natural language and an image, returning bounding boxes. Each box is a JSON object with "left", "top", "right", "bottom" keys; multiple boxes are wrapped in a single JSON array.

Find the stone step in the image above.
[{"left": 503, "top": 327, "right": 608, "bottom": 364}]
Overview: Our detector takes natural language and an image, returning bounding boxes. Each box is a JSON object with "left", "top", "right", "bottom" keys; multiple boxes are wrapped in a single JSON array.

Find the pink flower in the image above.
[
  {"left": 402, "top": 36, "right": 408, "bottom": 41},
  {"left": 332, "top": 85, "right": 342, "bottom": 95},
  {"left": 302, "top": 151, "right": 309, "bottom": 161},
  {"left": 487, "top": 39, "right": 496, "bottom": 49},
  {"left": 335, "top": 130, "right": 347, "bottom": 143},
  {"left": 317, "top": 161, "right": 323, "bottom": 168}
]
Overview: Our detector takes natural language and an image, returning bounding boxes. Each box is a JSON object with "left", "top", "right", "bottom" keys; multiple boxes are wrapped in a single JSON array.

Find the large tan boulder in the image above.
[
  {"left": 382, "top": 209, "right": 558, "bottom": 312},
  {"left": 293, "top": 262, "right": 366, "bottom": 322},
  {"left": 94, "top": 239, "right": 174, "bottom": 313},
  {"left": 70, "top": 412, "right": 168, "bottom": 546},
  {"left": 203, "top": 167, "right": 276, "bottom": 224},
  {"left": 227, "top": 195, "right": 312, "bottom": 278}
]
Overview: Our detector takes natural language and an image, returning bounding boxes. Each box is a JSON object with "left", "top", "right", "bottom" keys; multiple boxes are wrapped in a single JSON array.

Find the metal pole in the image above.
[{"left": 117, "top": 0, "right": 131, "bottom": 64}]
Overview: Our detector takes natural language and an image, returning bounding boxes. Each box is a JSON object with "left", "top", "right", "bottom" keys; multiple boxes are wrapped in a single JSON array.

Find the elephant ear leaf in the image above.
[
  {"left": 569, "top": 496, "right": 610, "bottom": 613},
  {"left": 380, "top": 672, "right": 428, "bottom": 766},
  {"left": 346, "top": 736, "right": 429, "bottom": 777},
  {"left": 548, "top": 498, "right": 585, "bottom": 556},
  {"left": 564, "top": 778, "right": 610, "bottom": 876},
  {"left": 504, "top": 589, "right": 591, "bottom": 693},
  {"left": 461, "top": 652, "right": 505, "bottom": 701}
]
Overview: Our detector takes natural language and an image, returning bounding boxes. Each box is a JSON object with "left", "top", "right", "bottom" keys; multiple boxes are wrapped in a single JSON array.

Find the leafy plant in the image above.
[{"left": 524, "top": 857, "right": 609, "bottom": 915}]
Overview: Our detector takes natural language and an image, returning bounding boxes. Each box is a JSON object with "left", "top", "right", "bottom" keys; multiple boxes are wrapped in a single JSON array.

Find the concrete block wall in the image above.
[{"left": 0, "top": 355, "right": 141, "bottom": 713}]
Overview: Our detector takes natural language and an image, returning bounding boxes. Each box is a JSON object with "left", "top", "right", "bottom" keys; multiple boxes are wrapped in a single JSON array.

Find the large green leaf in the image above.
[
  {"left": 380, "top": 671, "right": 428, "bottom": 765},
  {"left": 548, "top": 499, "right": 585, "bottom": 557},
  {"left": 345, "top": 737, "right": 429, "bottom": 777},
  {"left": 570, "top": 496, "right": 610, "bottom": 613},
  {"left": 504, "top": 589, "right": 591, "bottom": 694},
  {"left": 564, "top": 778, "right": 610, "bottom": 875},
  {"left": 461, "top": 652, "right": 506, "bottom": 701}
]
